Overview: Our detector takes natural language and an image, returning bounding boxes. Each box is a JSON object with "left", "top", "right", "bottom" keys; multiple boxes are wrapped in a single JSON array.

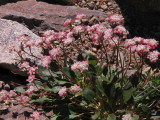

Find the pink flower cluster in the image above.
[
  {"left": 147, "top": 51, "right": 160, "bottom": 63},
  {"left": 58, "top": 84, "right": 81, "bottom": 97},
  {"left": 49, "top": 47, "right": 63, "bottom": 57},
  {"left": 88, "top": 24, "right": 127, "bottom": 46},
  {"left": 71, "top": 61, "right": 89, "bottom": 72},
  {"left": 30, "top": 111, "right": 40, "bottom": 120},
  {"left": 40, "top": 56, "right": 52, "bottom": 68},
  {"left": 108, "top": 14, "right": 124, "bottom": 23},
  {"left": 33, "top": 13, "right": 127, "bottom": 51},
  {"left": 16, "top": 95, "right": 29, "bottom": 104},
  {"left": 124, "top": 37, "right": 160, "bottom": 62},
  {"left": 25, "top": 85, "right": 36, "bottom": 95},
  {"left": 122, "top": 114, "right": 132, "bottom": 120},
  {"left": 0, "top": 90, "right": 18, "bottom": 105},
  {"left": 0, "top": 90, "right": 9, "bottom": 101}
]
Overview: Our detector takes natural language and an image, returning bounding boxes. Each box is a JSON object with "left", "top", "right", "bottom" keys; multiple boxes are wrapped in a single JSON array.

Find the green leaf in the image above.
[
  {"left": 68, "top": 104, "right": 77, "bottom": 115},
  {"left": 42, "top": 83, "right": 51, "bottom": 91},
  {"left": 103, "top": 65, "right": 108, "bottom": 76},
  {"left": 30, "top": 97, "right": 52, "bottom": 104},
  {"left": 77, "top": 54, "right": 84, "bottom": 61},
  {"left": 150, "top": 116, "right": 160, "bottom": 119},
  {"left": 51, "top": 86, "right": 60, "bottom": 93},
  {"left": 62, "top": 67, "right": 75, "bottom": 78},
  {"left": 15, "top": 86, "right": 26, "bottom": 93},
  {"left": 123, "top": 88, "right": 135, "bottom": 103},
  {"left": 51, "top": 114, "right": 58, "bottom": 120},
  {"left": 50, "top": 60, "right": 59, "bottom": 71},
  {"left": 92, "top": 111, "right": 100, "bottom": 120},
  {"left": 89, "top": 60, "right": 97, "bottom": 66},
  {"left": 107, "top": 114, "right": 116, "bottom": 120},
  {"left": 56, "top": 80, "right": 69, "bottom": 85},
  {"left": 141, "top": 105, "right": 150, "bottom": 112},
  {"left": 83, "top": 88, "right": 95, "bottom": 103},
  {"left": 69, "top": 114, "right": 77, "bottom": 119},
  {"left": 130, "top": 114, "right": 139, "bottom": 120},
  {"left": 36, "top": 66, "right": 51, "bottom": 76},
  {"left": 115, "top": 83, "right": 121, "bottom": 88},
  {"left": 96, "top": 65, "right": 103, "bottom": 75},
  {"left": 96, "top": 77, "right": 105, "bottom": 95},
  {"left": 87, "top": 54, "right": 97, "bottom": 61}
]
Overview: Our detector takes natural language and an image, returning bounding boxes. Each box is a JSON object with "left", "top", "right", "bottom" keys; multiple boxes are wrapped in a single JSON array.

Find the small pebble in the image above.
[
  {"left": 101, "top": 5, "right": 108, "bottom": 10},
  {"left": 4, "top": 84, "right": 10, "bottom": 91},
  {"left": 0, "top": 81, "right": 5, "bottom": 90}
]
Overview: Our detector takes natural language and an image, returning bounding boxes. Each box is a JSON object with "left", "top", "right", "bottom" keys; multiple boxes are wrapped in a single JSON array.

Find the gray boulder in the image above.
[
  {"left": 0, "top": 0, "right": 106, "bottom": 33},
  {"left": 0, "top": 19, "right": 41, "bottom": 76}
]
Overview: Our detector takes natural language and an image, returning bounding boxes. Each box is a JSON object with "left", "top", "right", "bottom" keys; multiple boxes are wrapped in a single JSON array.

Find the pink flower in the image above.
[
  {"left": 35, "top": 38, "right": 45, "bottom": 46},
  {"left": 63, "top": 37, "right": 75, "bottom": 45},
  {"left": 128, "top": 45, "right": 137, "bottom": 52},
  {"left": 24, "top": 41, "right": 35, "bottom": 47},
  {"left": 6, "top": 42, "right": 16, "bottom": 53},
  {"left": 124, "top": 39, "right": 136, "bottom": 48},
  {"left": 70, "top": 84, "right": 81, "bottom": 93},
  {"left": 25, "top": 85, "right": 36, "bottom": 95},
  {"left": 57, "top": 32, "right": 67, "bottom": 40},
  {"left": 108, "top": 14, "right": 124, "bottom": 23},
  {"left": 28, "top": 66, "right": 37, "bottom": 75},
  {"left": 45, "top": 35, "right": 56, "bottom": 44},
  {"left": 58, "top": 86, "right": 68, "bottom": 97},
  {"left": 40, "top": 56, "right": 52, "bottom": 68},
  {"left": 16, "top": 95, "right": 29, "bottom": 104},
  {"left": 64, "top": 19, "right": 72, "bottom": 27},
  {"left": 91, "top": 24, "right": 100, "bottom": 31},
  {"left": 67, "top": 32, "right": 73, "bottom": 38},
  {"left": 0, "top": 90, "right": 8, "bottom": 101},
  {"left": 49, "top": 48, "right": 63, "bottom": 57},
  {"left": 75, "top": 13, "right": 87, "bottom": 23},
  {"left": 122, "top": 114, "right": 132, "bottom": 120},
  {"left": 72, "top": 26, "right": 85, "bottom": 34},
  {"left": 144, "top": 39, "right": 159, "bottom": 49},
  {"left": 8, "top": 90, "right": 17, "bottom": 97},
  {"left": 71, "top": 61, "right": 88, "bottom": 72},
  {"left": 147, "top": 50, "right": 160, "bottom": 63},
  {"left": 86, "top": 26, "right": 92, "bottom": 33},
  {"left": 104, "top": 28, "right": 113, "bottom": 40},
  {"left": 43, "top": 30, "right": 55, "bottom": 37},
  {"left": 133, "top": 37, "right": 144, "bottom": 44},
  {"left": 136, "top": 45, "right": 150, "bottom": 54},
  {"left": 26, "top": 74, "right": 35, "bottom": 82},
  {"left": 16, "top": 35, "right": 29, "bottom": 42},
  {"left": 96, "top": 24, "right": 107, "bottom": 33},
  {"left": 30, "top": 111, "right": 40, "bottom": 120},
  {"left": 114, "top": 25, "right": 128, "bottom": 34},
  {"left": 19, "top": 61, "right": 30, "bottom": 69},
  {"left": 75, "top": 13, "right": 87, "bottom": 20},
  {"left": 90, "top": 33, "right": 100, "bottom": 45},
  {"left": 108, "top": 37, "right": 119, "bottom": 47}
]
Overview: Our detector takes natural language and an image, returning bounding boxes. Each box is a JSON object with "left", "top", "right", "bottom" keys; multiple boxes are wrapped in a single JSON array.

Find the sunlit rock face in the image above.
[{"left": 0, "top": 19, "right": 41, "bottom": 76}]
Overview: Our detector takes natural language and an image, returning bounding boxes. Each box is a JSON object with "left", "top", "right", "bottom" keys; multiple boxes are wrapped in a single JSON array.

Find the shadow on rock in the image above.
[
  {"left": 115, "top": 0, "right": 160, "bottom": 40},
  {"left": 0, "top": 0, "right": 19, "bottom": 6},
  {"left": 37, "top": 0, "right": 81, "bottom": 6}
]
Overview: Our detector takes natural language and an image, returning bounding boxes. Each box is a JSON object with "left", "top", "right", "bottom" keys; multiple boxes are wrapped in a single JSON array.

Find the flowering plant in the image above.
[{"left": 3, "top": 14, "right": 160, "bottom": 120}]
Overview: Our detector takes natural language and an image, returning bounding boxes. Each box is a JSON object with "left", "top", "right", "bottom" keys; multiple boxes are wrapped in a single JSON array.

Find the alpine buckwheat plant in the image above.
[{"left": 5, "top": 13, "right": 160, "bottom": 120}]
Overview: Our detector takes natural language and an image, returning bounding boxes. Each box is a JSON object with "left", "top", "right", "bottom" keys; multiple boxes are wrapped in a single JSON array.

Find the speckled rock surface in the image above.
[
  {"left": 0, "top": 19, "right": 41, "bottom": 76},
  {"left": 0, "top": 0, "right": 106, "bottom": 33}
]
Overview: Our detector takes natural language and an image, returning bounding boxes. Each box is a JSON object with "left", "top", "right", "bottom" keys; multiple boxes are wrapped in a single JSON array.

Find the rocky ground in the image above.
[
  {"left": 76, "top": 0, "right": 160, "bottom": 43},
  {"left": 0, "top": 0, "right": 159, "bottom": 119}
]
